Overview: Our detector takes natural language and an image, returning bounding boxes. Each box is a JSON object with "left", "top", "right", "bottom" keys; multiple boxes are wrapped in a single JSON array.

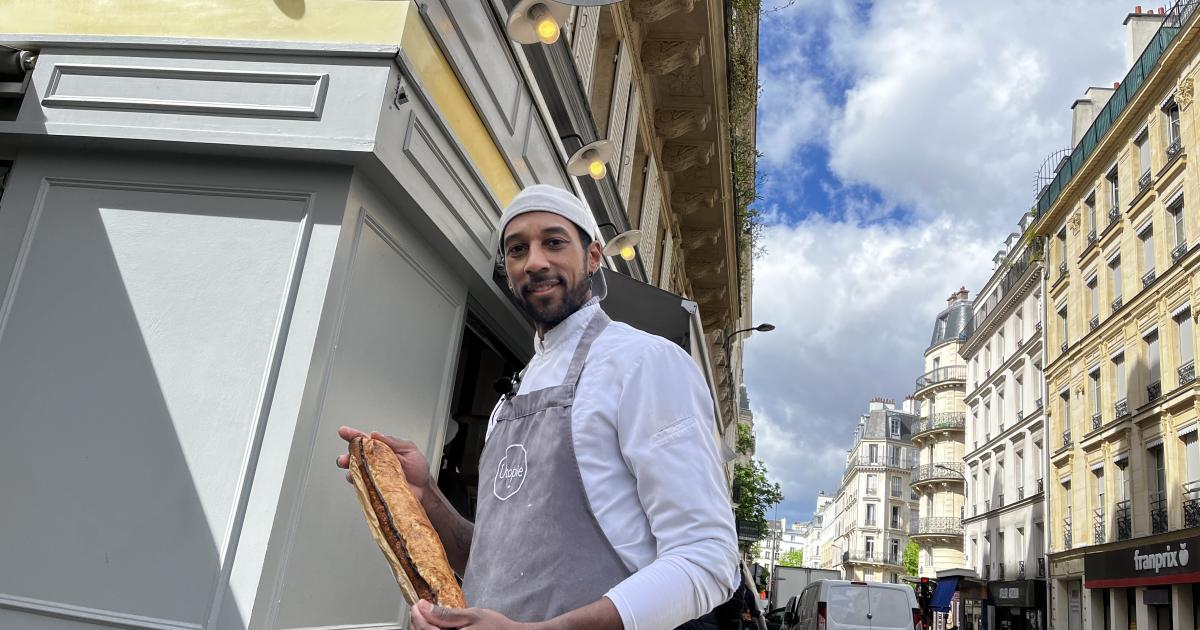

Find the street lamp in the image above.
[
  {"left": 724, "top": 323, "right": 775, "bottom": 356},
  {"left": 596, "top": 222, "right": 641, "bottom": 262}
]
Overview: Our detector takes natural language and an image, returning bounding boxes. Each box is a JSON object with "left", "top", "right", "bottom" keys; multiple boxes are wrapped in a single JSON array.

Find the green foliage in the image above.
[
  {"left": 777, "top": 548, "right": 804, "bottom": 567},
  {"left": 727, "top": 0, "right": 765, "bottom": 262},
  {"left": 903, "top": 542, "right": 919, "bottom": 576},
  {"left": 733, "top": 459, "right": 784, "bottom": 553},
  {"left": 737, "top": 422, "right": 755, "bottom": 455}
]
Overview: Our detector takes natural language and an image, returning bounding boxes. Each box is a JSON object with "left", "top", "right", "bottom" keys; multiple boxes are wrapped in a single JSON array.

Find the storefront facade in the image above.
[
  {"left": 1083, "top": 533, "right": 1200, "bottom": 630},
  {"left": 990, "top": 579, "right": 1047, "bottom": 630}
]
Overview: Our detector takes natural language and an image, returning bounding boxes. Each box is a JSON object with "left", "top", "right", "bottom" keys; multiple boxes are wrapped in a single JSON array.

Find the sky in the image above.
[{"left": 742, "top": 0, "right": 1135, "bottom": 524}]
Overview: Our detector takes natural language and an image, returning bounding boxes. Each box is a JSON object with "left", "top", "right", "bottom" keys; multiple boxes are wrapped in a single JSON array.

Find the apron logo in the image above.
[{"left": 493, "top": 444, "right": 528, "bottom": 501}]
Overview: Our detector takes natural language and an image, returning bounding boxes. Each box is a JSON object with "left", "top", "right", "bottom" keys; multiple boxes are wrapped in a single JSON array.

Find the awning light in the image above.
[
  {"left": 506, "top": 0, "right": 571, "bottom": 46},
  {"left": 566, "top": 139, "right": 614, "bottom": 180}
]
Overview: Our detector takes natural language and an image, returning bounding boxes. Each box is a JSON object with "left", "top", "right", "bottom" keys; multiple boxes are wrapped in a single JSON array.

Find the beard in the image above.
[{"left": 514, "top": 269, "right": 592, "bottom": 330}]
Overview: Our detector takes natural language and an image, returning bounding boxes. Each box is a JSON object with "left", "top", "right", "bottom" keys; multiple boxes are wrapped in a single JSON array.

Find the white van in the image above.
[{"left": 784, "top": 580, "right": 919, "bottom": 630}]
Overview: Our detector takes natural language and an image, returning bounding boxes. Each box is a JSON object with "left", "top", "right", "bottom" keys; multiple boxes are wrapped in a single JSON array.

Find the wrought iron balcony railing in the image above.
[
  {"left": 1018, "top": 560, "right": 1026, "bottom": 579},
  {"left": 1139, "top": 170, "right": 1152, "bottom": 191},
  {"left": 1108, "top": 206, "right": 1120, "bottom": 225},
  {"left": 1061, "top": 341, "right": 1069, "bottom": 354},
  {"left": 1180, "top": 360, "right": 1196, "bottom": 385},
  {"left": 1090, "top": 315, "right": 1100, "bottom": 330},
  {"left": 1116, "top": 500, "right": 1132, "bottom": 541},
  {"left": 1017, "top": 485, "right": 1025, "bottom": 500},
  {"left": 1151, "top": 491, "right": 1169, "bottom": 534},
  {"left": 1037, "top": 478, "right": 1045, "bottom": 493},
  {"left": 843, "top": 550, "right": 903, "bottom": 566},
  {"left": 1059, "top": 261, "right": 1068, "bottom": 277},
  {"left": 865, "top": 486, "right": 878, "bottom": 496},
  {"left": 911, "top": 517, "right": 963, "bottom": 536},
  {"left": 1148, "top": 380, "right": 1162, "bottom": 403},
  {"left": 1016, "top": 408, "right": 1024, "bottom": 421},
  {"left": 912, "top": 462, "right": 966, "bottom": 484},
  {"left": 1115, "top": 398, "right": 1129, "bottom": 418},
  {"left": 915, "top": 365, "right": 967, "bottom": 391},
  {"left": 849, "top": 455, "right": 909, "bottom": 471},
  {"left": 1143, "top": 269, "right": 1157, "bottom": 288},
  {"left": 1185, "top": 481, "right": 1200, "bottom": 528},
  {"left": 1167, "top": 139, "right": 1183, "bottom": 158},
  {"left": 1113, "top": 296, "right": 1123, "bottom": 312},
  {"left": 1037, "top": 557, "right": 1046, "bottom": 578},
  {"left": 1063, "top": 515, "right": 1072, "bottom": 549},
  {"left": 1062, "top": 429, "right": 1072, "bottom": 448},
  {"left": 1094, "top": 507, "right": 1106, "bottom": 544},
  {"left": 1172, "top": 242, "right": 1189, "bottom": 262},
  {"left": 913, "top": 412, "right": 966, "bottom": 436},
  {"left": 1087, "top": 230, "right": 1097, "bottom": 245},
  {"left": 1091, "top": 412, "right": 1102, "bottom": 431}
]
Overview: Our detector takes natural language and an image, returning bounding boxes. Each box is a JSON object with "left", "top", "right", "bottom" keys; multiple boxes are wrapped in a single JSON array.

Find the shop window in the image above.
[{"left": 587, "top": 9, "right": 619, "bottom": 138}]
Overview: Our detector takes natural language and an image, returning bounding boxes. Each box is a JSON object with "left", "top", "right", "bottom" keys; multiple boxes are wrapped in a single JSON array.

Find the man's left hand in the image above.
[{"left": 409, "top": 600, "right": 534, "bottom": 630}]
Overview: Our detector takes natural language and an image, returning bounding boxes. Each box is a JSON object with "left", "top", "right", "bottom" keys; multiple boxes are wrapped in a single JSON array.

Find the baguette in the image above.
[{"left": 347, "top": 436, "right": 467, "bottom": 608}]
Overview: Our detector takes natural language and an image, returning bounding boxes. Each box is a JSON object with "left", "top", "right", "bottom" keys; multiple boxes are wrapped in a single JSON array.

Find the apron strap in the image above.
[{"left": 561, "top": 308, "right": 610, "bottom": 390}]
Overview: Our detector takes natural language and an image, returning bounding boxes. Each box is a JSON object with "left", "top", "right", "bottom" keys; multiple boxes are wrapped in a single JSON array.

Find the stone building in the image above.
[
  {"left": 0, "top": 1, "right": 759, "bottom": 627},
  {"left": 1032, "top": 5, "right": 1200, "bottom": 630}
]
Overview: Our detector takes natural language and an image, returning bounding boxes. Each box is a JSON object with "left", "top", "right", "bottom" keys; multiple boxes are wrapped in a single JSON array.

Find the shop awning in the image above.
[
  {"left": 599, "top": 268, "right": 692, "bottom": 350},
  {"left": 929, "top": 577, "right": 959, "bottom": 613}
]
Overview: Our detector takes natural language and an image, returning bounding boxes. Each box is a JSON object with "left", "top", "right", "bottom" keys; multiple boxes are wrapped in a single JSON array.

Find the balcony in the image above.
[
  {"left": 1113, "top": 296, "right": 1123, "bottom": 312},
  {"left": 911, "top": 517, "right": 963, "bottom": 537},
  {"left": 1094, "top": 507, "right": 1106, "bottom": 544},
  {"left": 1087, "top": 229, "right": 1097, "bottom": 246},
  {"left": 1062, "top": 429, "right": 1072, "bottom": 449},
  {"left": 843, "top": 550, "right": 902, "bottom": 567},
  {"left": 1115, "top": 398, "right": 1129, "bottom": 418},
  {"left": 1167, "top": 139, "right": 1183, "bottom": 158},
  {"left": 849, "top": 455, "right": 909, "bottom": 472},
  {"left": 1148, "top": 380, "right": 1162, "bottom": 403},
  {"left": 865, "top": 486, "right": 879, "bottom": 496},
  {"left": 1060, "top": 341, "right": 1069, "bottom": 354},
  {"left": 1108, "top": 206, "right": 1120, "bottom": 225},
  {"left": 1151, "top": 492, "right": 1168, "bottom": 534},
  {"left": 1058, "top": 261, "right": 1068, "bottom": 277},
  {"left": 913, "top": 412, "right": 966, "bottom": 437},
  {"left": 1089, "top": 315, "right": 1099, "bottom": 331},
  {"left": 1138, "top": 170, "right": 1152, "bottom": 191},
  {"left": 1091, "top": 412, "right": 1102, "bottom": 431},
  {"left": 1185, "top": 482, "right": 1200, "bottom": 528},
  {"left": 1143, "top": 269, "right": 1156, "bottom": 288},
  {"left": 1018, "top": 560, "right": 1027, "bottom": 579},
  {"left": 915, "top": 365, "right": 966, "bottom": 391},
  {"left": 1063, "top": 515, "right": 1072, "bottom": 549},
  {"left": 1173, "top": 242, "right": 1189, "bottom": 263},
  {"left": 1180, "top": 360, "right": 1196, "bottom": 386},
  {"left": 912, "top": 461, "right": 966, "bottom": 484},
  {"left": 1117, "top": 500, "right": 1132, "bottom": 541},
  {"left": 1016, "top": 408, "right": 1024, "bottom": 421}
]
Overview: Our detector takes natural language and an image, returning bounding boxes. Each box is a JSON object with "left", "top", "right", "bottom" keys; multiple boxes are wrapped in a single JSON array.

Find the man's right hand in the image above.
[{"left": 336, "top": 426, "right": 432, "bottom": 503}]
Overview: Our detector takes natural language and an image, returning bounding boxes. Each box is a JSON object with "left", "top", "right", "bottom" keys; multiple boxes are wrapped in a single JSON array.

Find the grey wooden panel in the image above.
[
  {"left": 0, "top": 175, "right": 308, "bottom": 629},
  {"left": 606, "top": 41, "right": 633, "bottom": 182},
  {"left": 659, "top": 229, "right": 675, "bottom": 289},
  {"left": 617, "top": 85, "right": 640, "bottom": 204},
  {"left": 638, "top": 154, "right": 662, "bottom": 274},
  {"left": 571, "top": 6, "right": 601, "bottom": 96},
  {"left": 270, "top": 200, "right": 466, "bottom": 629}
]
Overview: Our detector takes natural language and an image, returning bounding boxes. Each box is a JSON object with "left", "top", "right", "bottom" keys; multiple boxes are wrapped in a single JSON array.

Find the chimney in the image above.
[
  {"left": 1071, "top": 86, "right": 1116, "bottom": 146},
  {"left": 1125, "top": 7, "right": 1166, "bottom": 68},
  {"left": 947, "top": 286, "right": 970, "bottom": 305}
]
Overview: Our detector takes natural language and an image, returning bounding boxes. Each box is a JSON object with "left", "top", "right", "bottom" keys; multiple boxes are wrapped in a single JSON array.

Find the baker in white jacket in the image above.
[{"left": 337, "top": 184, "right": 738, "bottom": 630}]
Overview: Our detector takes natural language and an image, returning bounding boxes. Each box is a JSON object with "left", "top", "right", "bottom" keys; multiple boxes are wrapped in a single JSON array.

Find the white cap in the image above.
[{"left": 495, "top": 184, "right": 607, "bottom": 299}]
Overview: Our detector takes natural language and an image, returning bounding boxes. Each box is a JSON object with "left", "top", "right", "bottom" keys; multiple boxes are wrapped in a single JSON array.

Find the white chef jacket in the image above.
[{"left": 485, "top": 300, "right": 739, "bottom": 629}]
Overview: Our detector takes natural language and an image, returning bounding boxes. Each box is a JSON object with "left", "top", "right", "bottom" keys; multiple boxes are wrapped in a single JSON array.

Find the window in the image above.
[
  {"left": 911, "top": 508, "right": 920, "bottom": 525},
  {"left": 1146, "top": 330, "right": 1161, "bottom": 393},
  {"left": 1058, "top": 305, "right": 1068, "bottom": 348},
  {"left": 866, "top": 503, "right": 877, "bottom": 526},
  {"left": 1015, "top": 450, "right": 1025, "bottom": 488},
  {"left": 997, "top": 389, "right": 1005, "bottom": 424},
  {"left": 1088, "top": 276, "right": 1099, "bottom": 322},
  {"left": 1061, "top": 390, "right": 1071, "bottom": 434},
  {"left": 891, "top": 505, "right": 901, "bottom": 528},
  {"left": 1114, "top": 353, "right": 1128, "bottom": 406},
  {"left": 891, "top": 475, "right": 901, "bottom": 497},
  {"left": 1109, "top": 255, "right": 1123, "bottom": 307},
  {"left": 1057, "top": 228, "right": 1068, "bottom": 267},
  {"left": 1185, "top": 431, "right": 1200, "bottom": 484},
  {"left": 1086, "top": 193, "right": 1098, "bottom": 235},
  {"left": 1107, "top": 165, "right": 1120, "bottom": 209},
  {"left": 890, "top": 538, "right": 900, "bottom": 561},
  {"left": 890, "top": 417, "right": 901, "bottom": 437},
  {"left": 866, "top": 474, "right": 878, "bottom": 494},
  {"left": 1137, "top": 128, "right": 1151, "bottom": 179},
  {"left": 1016, "top": 311, "right": 1024, "bottom": 340},
  {"left": 1177, "top": 308, "right": 1194, "bottom": 379},
  {"left": 1117, "top": 459, "right": 1129, "bottom": 501},
  {"left": 869, "top": 444, "right": 879, "bottom": 463},
  {"left": 1141, "top": 225, "right": 1155, "bottom": 278},
  {"left": 1090, "top": 368, "right": 1102, "bottom": 421},
  {"left": 1170, "top": 196, "right": 1186, "bottom": 249},
  {"left": 1149, "top": 444, "right": 1166, "bottom": 496},
  {"left": 1093, "top": 467, "right": 1106, "bottom": 542},
  {"left": 998, "top": 329, "right": 1006, "bottom": 358},
  {"left": 1165, "top": 98, "right": 1182, "bottom": 150},
  {"left": 1015, "top": 375, "right": 1024, "bottom": 411}
]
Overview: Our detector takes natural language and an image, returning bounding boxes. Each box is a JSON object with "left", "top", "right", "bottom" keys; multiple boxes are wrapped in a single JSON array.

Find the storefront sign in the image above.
[
  {"left": 1084, "top": 535, "right": 1200, "bottom": 588},
  {"left": 990, "top": 580, "right": 1045, "bottom": 608}
]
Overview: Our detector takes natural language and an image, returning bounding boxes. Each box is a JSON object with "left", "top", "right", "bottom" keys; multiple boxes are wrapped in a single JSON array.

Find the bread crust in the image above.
[{"left": 348, "top": 436, "right": 467, "bottom": 608}]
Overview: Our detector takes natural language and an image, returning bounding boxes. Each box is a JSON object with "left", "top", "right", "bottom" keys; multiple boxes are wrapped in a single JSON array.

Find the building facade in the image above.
[
  {"left": 831, "top": 399, "right": 919, "bottom": 584},
  {"left": 961, "top": 216, "right": 1049, "bottom": 630},
  {"left": 1033, "top": 6, "right": 1200, "bottom": 630},
  {"left": 0, "top": 1, "right": 758, "bottom": 628}
]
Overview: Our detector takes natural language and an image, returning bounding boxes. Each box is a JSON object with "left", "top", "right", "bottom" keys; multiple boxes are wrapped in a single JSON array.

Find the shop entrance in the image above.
[{"left": 437, "top": 311, "right": 524, "bottom": 522}]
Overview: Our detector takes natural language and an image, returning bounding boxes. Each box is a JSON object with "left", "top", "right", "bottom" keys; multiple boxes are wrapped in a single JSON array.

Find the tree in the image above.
[
  {"left": 733, "top": 459, "right": 784, "bottom": 553},
  {"left": 777, "top": 549, "right": 804, "bottom": 567},
  {"left": 903, "top": 542, "right": 919, "bottom": 576}
]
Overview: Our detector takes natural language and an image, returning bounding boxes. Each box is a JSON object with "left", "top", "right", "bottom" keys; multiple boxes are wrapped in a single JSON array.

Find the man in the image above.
[{"left": 337, "top": 184, "right": 738, "bottom": 629}]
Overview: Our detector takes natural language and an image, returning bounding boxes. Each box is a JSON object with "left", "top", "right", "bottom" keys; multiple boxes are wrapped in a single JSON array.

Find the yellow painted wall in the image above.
[{"left": 4, "top": 0, "right": 519, "bottom": 205}]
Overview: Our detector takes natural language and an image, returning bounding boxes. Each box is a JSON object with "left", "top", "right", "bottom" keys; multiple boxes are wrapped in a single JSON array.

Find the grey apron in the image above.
[{"left": 462, "top": 309, "right": 631, "bottom": 622}]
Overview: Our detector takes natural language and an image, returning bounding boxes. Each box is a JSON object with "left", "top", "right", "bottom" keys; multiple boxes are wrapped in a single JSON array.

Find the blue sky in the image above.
[{"left": 743, "top": 0, "right": 1132, "bottom": 525}]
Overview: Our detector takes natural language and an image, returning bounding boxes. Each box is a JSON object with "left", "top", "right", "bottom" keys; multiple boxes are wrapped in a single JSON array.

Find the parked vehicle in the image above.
[
  {"left": 784, "top": 580, "right": 919, "bottom": 630},
  {"left": 771, "top": 566, "right": 841, "bottom": 610},
  {"left": 764, "top": 606, "right": 787, "bottom": 630}
]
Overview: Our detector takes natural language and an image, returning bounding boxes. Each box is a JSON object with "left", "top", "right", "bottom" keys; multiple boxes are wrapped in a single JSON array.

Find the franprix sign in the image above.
[{"left": 1085, "top": 535, "right": 1200, "bottom": 588}]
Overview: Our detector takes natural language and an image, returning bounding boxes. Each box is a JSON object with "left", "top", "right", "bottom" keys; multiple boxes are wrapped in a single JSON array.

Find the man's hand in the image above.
[
  {"left": 409, "top": 600, "right": 531, "bottom": 630},
  {"left": 335, "top": 425, "right": 431, "bottom": 502}
]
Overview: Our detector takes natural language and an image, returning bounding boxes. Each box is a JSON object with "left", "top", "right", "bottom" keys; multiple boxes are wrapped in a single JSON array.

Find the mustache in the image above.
[{"left": 520, "top": 272, "right": 566, "bottom": 295}]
